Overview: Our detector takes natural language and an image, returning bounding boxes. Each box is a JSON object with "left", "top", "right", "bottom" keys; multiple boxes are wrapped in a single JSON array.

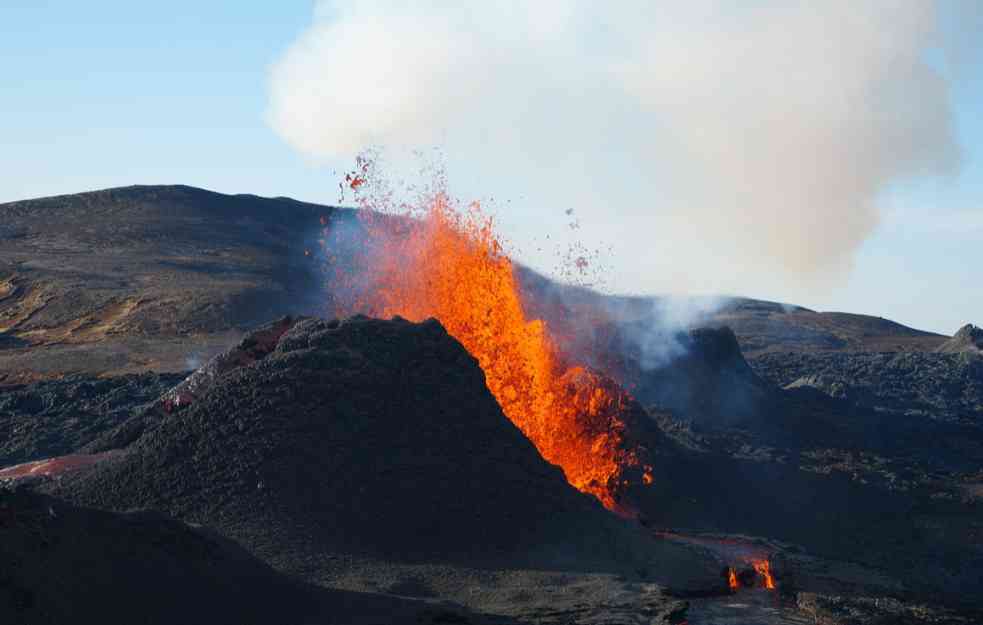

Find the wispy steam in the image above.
[{"left": 268, "top": 1, "right": 963, "bottom": 296}]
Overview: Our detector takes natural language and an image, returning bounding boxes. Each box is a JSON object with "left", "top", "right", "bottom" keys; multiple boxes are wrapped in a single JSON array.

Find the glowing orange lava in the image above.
[
  {"left": 753, "top": 560, "right": 776, "bottom": 590},
  {"left": 325, "top": 184, "right": 652, "bottom": 512},
  {"left": 727, "top": 567, "right": 739, "bottom": 591}
]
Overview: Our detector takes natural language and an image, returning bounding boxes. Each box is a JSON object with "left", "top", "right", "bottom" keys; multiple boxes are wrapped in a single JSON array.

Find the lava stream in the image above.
[{"left": 753, "top": 560, "right": 776, "bottom": 590}]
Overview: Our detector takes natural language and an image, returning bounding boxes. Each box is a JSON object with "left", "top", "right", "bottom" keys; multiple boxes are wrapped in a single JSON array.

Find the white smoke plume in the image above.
[{"left": 268, "top": 1, "right": 962, "bottom": 297}]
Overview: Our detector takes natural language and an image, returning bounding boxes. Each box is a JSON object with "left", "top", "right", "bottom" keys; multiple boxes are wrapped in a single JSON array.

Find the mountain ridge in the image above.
[{"left": 0, "top": 184, "right": 959, "bottom": 384}]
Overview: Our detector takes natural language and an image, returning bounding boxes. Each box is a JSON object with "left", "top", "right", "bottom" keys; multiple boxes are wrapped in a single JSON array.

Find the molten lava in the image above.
[
  {"left": 727, "top": 567, "right": 739, "bottom": 591},
  {"left": 324, "top": 181, "right": 652, "bottom": 512},
  {"left": 753, "top": 560, "right": 776, "bottom": 590}
]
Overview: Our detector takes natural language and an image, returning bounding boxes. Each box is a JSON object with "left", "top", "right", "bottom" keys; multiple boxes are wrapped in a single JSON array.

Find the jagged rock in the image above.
[
  {"left": 0, "top": 372, "right": 185, "bottom": 467},
  {"left": 784, "top": 373, "right": 856, "bottom": 401},
  {"left": 796, "top": 592, "right": 983, "bottom": 625},
  {"left": 752, "top": 351, "right": 983, "bottom": 426},
  {"left": 938, "top": 324, "right": 983, "bottom": 354},
  {"left": 160, "top": 315, "right": 298, "bottom": 412}
]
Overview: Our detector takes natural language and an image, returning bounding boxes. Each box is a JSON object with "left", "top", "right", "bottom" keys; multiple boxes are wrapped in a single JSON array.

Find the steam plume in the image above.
[{"left": 268, "top": 1, "right": 962, "bottom": 295}]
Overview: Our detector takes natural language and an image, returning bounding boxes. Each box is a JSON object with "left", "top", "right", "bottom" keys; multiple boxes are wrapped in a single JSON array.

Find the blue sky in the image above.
[
  {"left": 1, "top": 1, "right": 980, "bottom": 334},
  {"left": 0, "top": 2, "right": 325, "bottom": 201}
]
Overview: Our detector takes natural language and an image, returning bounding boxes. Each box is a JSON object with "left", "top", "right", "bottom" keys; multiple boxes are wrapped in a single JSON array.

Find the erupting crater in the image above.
[
  {"left": 726, "top": 560, "right": 776, "bottom": 591},
  {"left": 321, "top": 174, "right": 653, "bottom": 512}
]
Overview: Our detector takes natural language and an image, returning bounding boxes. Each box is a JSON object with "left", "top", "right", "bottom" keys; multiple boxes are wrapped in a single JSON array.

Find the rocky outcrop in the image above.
[
  {"left": 0, "top": 372, "right": 184, "bottom": 467},
  {"left": 0, "top": 488, "right": 314, "bottom": 625},
  {"left": 752, "top": 350, "right": 983, "bottom": 426},
  {"left": 938, "top": 324, "right": 983, "bottom": 354},
  {"left": 603, "top": 325, "right": 771, "bottom": 427}
]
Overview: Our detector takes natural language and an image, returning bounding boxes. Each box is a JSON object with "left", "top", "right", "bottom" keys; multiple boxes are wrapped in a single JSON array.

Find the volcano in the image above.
[
  {"left": 43, "top": 315, "right": 716, "bottom": 613},
  {"left": 318, "top": 193, "right": 655, "bottom": 511},
  {"left": 2, "top": 185, "right": 982, "bottom": 623}
]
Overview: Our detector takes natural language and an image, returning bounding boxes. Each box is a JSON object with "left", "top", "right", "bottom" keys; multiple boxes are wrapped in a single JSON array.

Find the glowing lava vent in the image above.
[
  {"left": 321, "top": 164, "right": 653, "bottom": 512},
  {"left": 726, "top": 560, "right": 777, "bottom": 591},
  {"left": 753, "top": 560, "right": 776, "bottom": 590}
]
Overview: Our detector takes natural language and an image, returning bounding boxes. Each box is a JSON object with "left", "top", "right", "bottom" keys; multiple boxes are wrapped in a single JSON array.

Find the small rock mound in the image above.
[
  {"left": 784, "top": 373, "right": 856, "bottom": 401},
  {"left": 653, "top": 326, "right": 768, "bottom": 424},
  {"left": 937, "top": 324, "right": 983, "bottom": 354},
  {"left": 52, "top": 315, "right": 707, "bottom": 580},
  {"left": 160, "top": 315, "right": 297, "bottom": 411},
  {"left": 620, "top": 326, "right": 770, "bottom": 426}
]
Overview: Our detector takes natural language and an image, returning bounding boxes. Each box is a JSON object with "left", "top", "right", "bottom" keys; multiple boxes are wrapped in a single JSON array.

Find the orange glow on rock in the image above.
[{"left": 753, "top": 560, "right": 776, "bottom": 590}]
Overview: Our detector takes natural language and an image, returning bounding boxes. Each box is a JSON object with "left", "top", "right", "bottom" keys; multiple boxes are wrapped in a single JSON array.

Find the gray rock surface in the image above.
[{"left": 938, "top": 324, "right": 983, "bottom": 354}]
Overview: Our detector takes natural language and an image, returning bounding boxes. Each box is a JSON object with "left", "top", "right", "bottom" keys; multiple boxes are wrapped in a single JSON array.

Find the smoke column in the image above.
[{"left": 268, "top": 1, "right": 963, "bottom": 297}]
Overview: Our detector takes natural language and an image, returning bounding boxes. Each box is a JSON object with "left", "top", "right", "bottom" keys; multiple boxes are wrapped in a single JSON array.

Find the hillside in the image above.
[
  {"left": 711, "top": 297, "right": 947, "bottom": 356},
  {"left": 0, "top": 185, "right": 334, "bottom": 382},
  {"left": 0, "top": 185, "right": 953, "bottom": 384}
]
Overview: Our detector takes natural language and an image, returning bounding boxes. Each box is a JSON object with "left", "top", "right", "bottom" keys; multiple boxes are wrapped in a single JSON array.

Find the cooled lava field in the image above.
[{"left": 2, "top": 186, "right": 981, "bottom": 625}]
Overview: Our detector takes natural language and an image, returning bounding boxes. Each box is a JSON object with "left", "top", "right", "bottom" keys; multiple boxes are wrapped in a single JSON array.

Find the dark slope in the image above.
[
  {"left": 516, "top": 265, "right": 946, "bottom": 357},
  {"left": 0, "top": 488, "right": 496, "bottom": 625},
  {"left": 1, "top": 185, "right": 951, "bottom": 385},
  {"left": 711, "top": 298, "right": 947, "bottom": 355},
  {"left": 0, "top": 372, "right": 184, "bottom": 467},
  {"left": 49, "top": 315, "right": 713, "bottom": 584},
  {"left": 0, "top": 185, "right": 339, "bottom": 381},
  {"left": 0, "top": 489, "right": 300, "bottom": 625},
  {"left": 602, "top": 325, "right": 772, "bottom": 427},
  {"left": 0, "top": 489, "right": 307, "bottom": 624}
]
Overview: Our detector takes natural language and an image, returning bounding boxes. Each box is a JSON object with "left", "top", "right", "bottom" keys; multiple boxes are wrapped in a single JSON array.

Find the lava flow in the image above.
[
  {"left": 322, "top": 172, "right": 653, "bottom": 512},
  {"left": 656, "top": 531, "right": 779, "bottom": 591},
  {"left": 753, "top": 560, "right": 776, "bottom": 590},
  {"left": 725, "top": 561, "right": 776, "bottom": 591}
]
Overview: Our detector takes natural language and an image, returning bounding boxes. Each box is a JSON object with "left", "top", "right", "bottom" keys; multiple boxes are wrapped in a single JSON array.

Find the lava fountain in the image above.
[{"left": 320, "top": 165, "right": 652, "bottom": 512}]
